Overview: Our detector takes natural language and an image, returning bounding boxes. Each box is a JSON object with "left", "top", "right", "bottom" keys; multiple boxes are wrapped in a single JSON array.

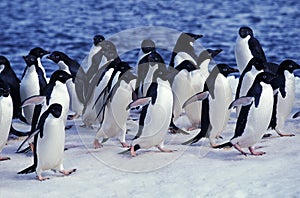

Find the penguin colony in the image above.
[{"left": 0, "top": 26, "right": 299, "bottom": 181}]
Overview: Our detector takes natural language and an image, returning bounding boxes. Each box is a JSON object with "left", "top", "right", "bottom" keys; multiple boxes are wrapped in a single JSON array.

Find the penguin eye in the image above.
[
  {"left": 30, "top": 58, "right": 35, "bottom": 62},
  {"left": 263, "top": 75, "right": 267, "bottom": 79},
  {"left": 223, "top": 68, "right": 228, "bottom": 72},
  {"left": 55, "top": 55, "right": 60, "bottom": 59},
  {"left": 289, "top": 65, "right": 293, "bottom": 68}
]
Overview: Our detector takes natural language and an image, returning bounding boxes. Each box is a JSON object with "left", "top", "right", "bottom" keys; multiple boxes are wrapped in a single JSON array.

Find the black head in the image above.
[
  {"left": 239, "top": 26, "right": 254, "bottom": 38},
  {"left": 279, "top": 60, "right": 300, "bottom": 73},
  {"left": 217, "top": 64, "right": 239, "bottom": 77},
  {"left": 247, "top": 57, "right": 265, "bottom": 70},
  {"left": 116, "top": 61, "right": 132, "bottom": 73},
  {"left": 148, "top": 52, "right": 165, "bottom": 66},
  {"left": 48, "top": 103, "right": 63, "bottom": 118},
  {"left": 49, "top": 70, "right": 72, "bottom": 84},
  {"left": 101, "top": 41, "right": 118, "bottom": 60},
  {"left": 47, "top": 51, "right": 68, "bottom": 64},
  {"left": 254, "top": 72, "right": 276, "bottom": 84},
  {"left": 29, "top": 47, "right": 50, "bottom": 58},
  {"left": 141, "top": 39, "right": 156, "bottom": 53},
  {"left": 93, "top": 35, "right": 105, "bottom": 46},
  {"left": 23, "top": 54, "right": 38, "bottom": 67},
  {"left": 198, "top": 49, "right": 222, "bottom": 64},
  {"left": 0, "top": 77, "right": 10, "bottom": 97},
  {"left": 0, "top": 56, "right": 10, "bottom": 66},
  {"left": 183, "top": 32, "right": 203, "bottom": 41}
]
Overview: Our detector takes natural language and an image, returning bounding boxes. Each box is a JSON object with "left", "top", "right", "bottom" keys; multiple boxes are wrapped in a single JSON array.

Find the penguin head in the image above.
[
  {"left": 255, "top": 72, "right": 276, "bottom": 84},
  {"left": 47, "top": 51, "right": 68, "bottom": 64},
  {"left": 239, "top": 26, "right": 253, "bottom": 38},
  {"left": 101, "top": 41, "right": 119, "bottom": 61},
  {"left": 0, "top": 56, "right": 10, "bottom": 72},
  {"left": 217, "top": 64, "right": 239, "bottom": 77},
  {"left": 23, "top": 54, "right": 38, "bottom": 67},
  {"left": 49, "top": 70, "right": 72, "bottom": 84},
  {"left": 279, "top": 60, "right": 300, "bottom": 73},
  {"left": 116, "top": 61, "right": 132, "bottom": 74},
  {"left": 141, "top": 39, "right": 156, "bottom": 53},
  {"left": 29, "top": 47, "right": 50, "bottom": 59},
  {"left": 0, "top": 77, "right": 10, "bottom": 97},
  {"left": 248, "top": 57, "right": 265, "bottom": 71},
  {"left": 93, "top": 35, "right": 105, "bottom": 46},
  {"left": 148, "top": 52, "right": 165, "bottom": 66},
  {"left": 197, "top": 48, "right": 222, "bottom": 65},
  {"left": 48, "top": 103, "right": 63, "bottom": 118},
  {"left": 180, "top": 32, "right": 203, "bottom": 47}
]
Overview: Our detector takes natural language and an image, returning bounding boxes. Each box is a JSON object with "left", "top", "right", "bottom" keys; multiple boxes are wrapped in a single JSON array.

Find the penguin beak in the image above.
[
  {"left": 208, "top": 49, "right": 223, "bottom": 58},
  {"left": 229, "top": 67, "right": 239, "bottom": 74}
]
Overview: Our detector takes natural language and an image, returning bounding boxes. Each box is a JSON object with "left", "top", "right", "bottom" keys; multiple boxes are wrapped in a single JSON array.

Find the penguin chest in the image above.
[
  {"left": 142, "top": 64, "right": 158, "bottom": 96},
  {"left": 0, "top": 96, "right": 13, "bottom": 150},
  {"left": 20, "top": 69, "right": 40, "bottom": 100},
  {"left": 49, "top": 83, "right": 70, "bottom": 119},
  {"left": 235, "top": 36, "right": 252, "bottom": 72},
  {"left": 37, "top": 117, "right": 65, "bottom": 170},
  {"left": 239, "top": 69, "right": 262, "bottom": 97}
]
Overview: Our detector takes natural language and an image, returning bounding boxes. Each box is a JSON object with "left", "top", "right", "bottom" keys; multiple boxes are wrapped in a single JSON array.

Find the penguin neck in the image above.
[
  {"left": 58, "top": 61, "right": 71, "bottom": 74},
  {"left": 88, "top": 45, "right": 102, "bottom": 68},
  {"left": 0, "top": 64, "right": 5, "bottom": 73}
]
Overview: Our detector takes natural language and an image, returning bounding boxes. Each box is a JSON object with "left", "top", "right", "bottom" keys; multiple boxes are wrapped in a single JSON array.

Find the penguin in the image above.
[
  {"left": 28, "top": 47, "right": 50, "bottom": 81},
  {"left": 18, "top": 103, "right": 76, "bottom": 181},
  {"left": 20, "top": 54, "right": 46, "bottom": 124},
  {"left": 169, "top": 32, "right": 203, "bottom": 68},
  {"left": 0, "top": 77, "right": 13, "bottom": 161},
  {"left": 81, "top": 40, "right": 121, "bottom": 128},
  {"left": 126, "top": 54, "right": 174, "bottom": 157},
  {"left": 182, "top": 64, "right": 239, "bottom": 146},
  {"left": 235, "top": 26, "right": 267, "bottom": 73},
  {"left": 215, "top": 72, "right": 275, "bottom": 156},
  {"left": 47, "top": 51, "right": 83, "bottom": 119},
  {"left": 268, "top": 60, "right": 300, "bottom": 137},
  {"left": 235, "top": 57, "right": 265, "bottom": 117},
  {"left": 0, "top": 56, "right": 27, "bottom": 122},
  {"left": 93, "top": 68, "right": 139, "bottom": 148},
  {"left": 135, "top": 39, "right": 165, "bottom": 98}
]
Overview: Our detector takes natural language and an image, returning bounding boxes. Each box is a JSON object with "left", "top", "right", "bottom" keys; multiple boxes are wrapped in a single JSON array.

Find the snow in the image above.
[{"left": 1, "top": 77, "right": 300, "bottom": 198}]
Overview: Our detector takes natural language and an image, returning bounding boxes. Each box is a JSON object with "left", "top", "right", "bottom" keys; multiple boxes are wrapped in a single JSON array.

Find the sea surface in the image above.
[{"left": 0, "top": 0, "right": 299, "bottom": 77}]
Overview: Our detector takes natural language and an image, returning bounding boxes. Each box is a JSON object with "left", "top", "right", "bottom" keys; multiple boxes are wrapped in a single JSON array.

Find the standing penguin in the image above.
[
  {"left": 235, "top": 26, "right": 267, "bottom": 73},
  {"left": 47, "top": 51, "right": 83, "bottom": 119},
  {"left": 20, "top": 55, "right": 46, "bottom": 124},
  {"left": 0, "top": 56, "right": 26, "bottom": 122},
  {"left": 235, "top": 57, "right": 265, "bottom": 117},
  {"left": 169, "top": 32, "right": 203, "bottom": 68},
  {"left": 268, "top": 60, "right": 300, "bottom": 136},
  {"left": 18, "top": 103, "right": 76, "bottom": 181},
  {"left": 215, "top": 72, "right": 275, "bottom": 156},
  {"left": 28, "top": 47, "right": 50, "bottom": 81},
  {"left": 182, "top": 64, "right": 238, "bottom": 146},
  {"left": 0, "top": 77, "right": 13, "bottom": 161},
  {"left": 127, "top": 54, "right": 174, "bottom": 157}
]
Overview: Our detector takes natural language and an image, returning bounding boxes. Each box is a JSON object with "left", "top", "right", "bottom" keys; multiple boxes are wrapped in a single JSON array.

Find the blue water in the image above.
[{"left": 0, "top": 0, "right": 299, "bottom": 78}]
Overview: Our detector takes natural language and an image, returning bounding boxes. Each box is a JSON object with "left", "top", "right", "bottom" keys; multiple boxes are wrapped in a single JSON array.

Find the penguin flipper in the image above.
[
  {"left": 228, "top": 96, "right": 254, "bottom": 109},
  {"left": 126, "top": 97, "right": 152, "bottom": 110},
  {"left": 182, "top": 136, "right": 200, "bottom": 145},
  {"left": 118, "top": 148, "right": 131, "bottom": 155},
  {"left": 18, "top": 164, "right": 36, "bottom": 174},
  {"left": 292, "top": 111, "right": 300, "bottom": 119},
  {"left": 214, "top": 142, "right": 233, "bottom": 149},
  {"left": 16, "top": 130, "right": 39, "bottom": 153},
  {"left": 182, "top": 91, "right": 209, "bottom": 108},
  {"left": 21, "top": 95, "right": 46, "bottom": 107}
]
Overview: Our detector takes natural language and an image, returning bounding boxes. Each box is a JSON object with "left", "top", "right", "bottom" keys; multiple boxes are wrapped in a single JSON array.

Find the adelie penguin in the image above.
[
  {"left": 0, "top": 56, "right": 27, "bottom": 122},
  {"left": 47, "top": 51, "right": 83, "bottom": 119},
  {"left": 268, "top": 60, "right": 300, "bottom": 137},
  {"left": 215, "top": 72, "right": 275, "bottom": 156},
  {"left": 182, "top": 64, "right": 239, "bottom": 147},
  {"left": 169, "top": 32, "right": 203, "bottom": 68},
  {"left": 20, "top": 54, "right": 47, "bottom": 124},
  {"left": 18, "top": 103, "right": 76, "bottom": 181},
  {"left": 122, "top": 53, "right": 175, "bottom": 157},
  {"left": 28, "top": 47, "right": 50, "bottom": 82},
  {"left": 0, "top": 77, "right": 13, "bottom": 161},
  {"left": 235, "top": 26, "right": 267, "bottom": 73},
  {"left": 135, "top": 39, "right": 165, "bottom": 98}
]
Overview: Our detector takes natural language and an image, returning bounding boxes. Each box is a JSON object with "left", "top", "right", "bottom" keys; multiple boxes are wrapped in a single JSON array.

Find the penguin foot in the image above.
[
  {"left": 130, "top": 146, "right": 137, "bottom": 157},
  {"left": 0, "top": 156, "right": 11, "bottom": 161},
  {"left": 68, "top": 114, "right": 80, "bottom": 120},
  {"left": 187, "top": 126, "right": 198, "bottom": 131},
  {"left": 249, "top": 147, "right": 265, "bottom": 156},
  {"left": 157, "top": 146, "right": 176, "bottom": 153},
  {"left": 60, "top": 169, "right": 77, "bottom": 176},
  {"left": 37, "top": 175, "right": 50, "bottom": 181},
  {"left": 120, "top": 142, "right": 130, "bottom": 148},
  {"left": 93, "top": 139, "right": 103, "bottom": 149},
  {"left": 233, "top": 144, "right": 247, "bottom": 156}
]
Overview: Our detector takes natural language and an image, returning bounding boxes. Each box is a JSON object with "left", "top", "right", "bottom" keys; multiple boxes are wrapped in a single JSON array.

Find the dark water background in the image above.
[{"left": 0, "top": 0, "right": 299, "bottom": 78}]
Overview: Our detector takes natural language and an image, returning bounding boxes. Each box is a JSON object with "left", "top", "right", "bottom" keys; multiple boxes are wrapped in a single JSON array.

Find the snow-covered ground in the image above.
[{"left": 1, "top": 77, "right": 300, "bottom": 197}]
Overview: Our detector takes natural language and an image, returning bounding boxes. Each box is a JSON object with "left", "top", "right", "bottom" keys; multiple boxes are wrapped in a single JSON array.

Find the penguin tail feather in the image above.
[
  {"left": 18, "top": 165, "right": 36, "bottom": 174},
  {"left": 101, "top": 138, "right": 109, "bottom": 144},
  {"left": 181, "top": 137, "right": 200, "bottom": 145},
  {"left": 214, "top": 142, "right": 233, "bottom": 149},
  {"left": 10, "top": 124, "right": 31, "bottom": 137}
]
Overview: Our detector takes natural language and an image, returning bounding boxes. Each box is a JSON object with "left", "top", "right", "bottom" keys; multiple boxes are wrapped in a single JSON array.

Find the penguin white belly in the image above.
[
  {"left": 81, "top": 45, "right": 102, "bottom": 73},
  {"left": 36, "top": 116, "right": 65, "bottom": 172},
  {"left": 235, "top": 36, "right": 253, "bottom": 73},
  {"left": 172, "top": 70, "right": 194, "bottom": 123},
  {"left": 142, "top": 64, "right": 158, "bottom": 97},
  {"left": 276, "top": 72, "right": 295, "bottom": 129},
  {"left": 0, "top": 95, "right": 13, "bottom": 152},
  {"left": 82, "top": 68, "right": 114, "bottom": 126},
  {"left": 96, "top": 80, "right": 136, "bottom": 141},
  {"left": 20, "top": 68, "right": 40, "bottom": 124},
  {"left": 185, "top": 69, "right": 206, "bottom": 126},
  {"left": 231, "top": 84, "right": 273, "bottom": 148},
  {"left": 134, "top": 79, "right": 173, "bottom": 149},
  {"left": 174, "top": 52, "right": 197, "bottom": 67},
  {"left": 209, "top": 75, "right": 232, "bottom": 140},
  {"left": 66, "top": 79, "right": 83, "bottom": 116},
  {"left": 37, "top": 58, "right": 48, "bottom": 83}
]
